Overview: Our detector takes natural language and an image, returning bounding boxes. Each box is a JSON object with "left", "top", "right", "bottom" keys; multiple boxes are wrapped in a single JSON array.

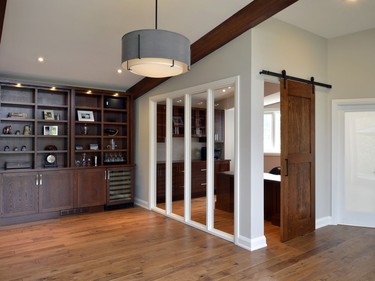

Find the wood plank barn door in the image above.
[{"left": 280, "top": 79, "right": 315, "bottom": 242}]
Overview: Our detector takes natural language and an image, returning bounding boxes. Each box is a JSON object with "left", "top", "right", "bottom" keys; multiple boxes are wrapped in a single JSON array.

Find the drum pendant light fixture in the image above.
[{"left": 121, "top": 0, "right": 190, "bottom": 78}]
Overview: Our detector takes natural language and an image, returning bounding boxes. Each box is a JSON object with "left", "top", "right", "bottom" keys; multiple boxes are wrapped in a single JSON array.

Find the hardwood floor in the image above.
[{"left": 0, "top": 207, "right": 374, "bottom": 280}]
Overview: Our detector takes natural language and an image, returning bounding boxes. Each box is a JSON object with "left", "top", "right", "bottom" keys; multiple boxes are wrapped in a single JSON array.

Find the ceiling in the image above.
[{"left": 0, "top": 0, "right": 374, "bottom": 93}]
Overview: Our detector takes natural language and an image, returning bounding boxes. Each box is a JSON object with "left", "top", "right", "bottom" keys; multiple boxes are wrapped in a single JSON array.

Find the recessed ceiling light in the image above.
[
  {"left": 176, "top": 99, "right": 182, "bottom": 103},
  {"left": 37, "top": 57, "right": 44, "bottom": 62},
  {"left": 117, "top": 69, "right": 122, "bottom": 74},
  {"left": 222, "top": 89, "right": 226, "bottom": 93}
]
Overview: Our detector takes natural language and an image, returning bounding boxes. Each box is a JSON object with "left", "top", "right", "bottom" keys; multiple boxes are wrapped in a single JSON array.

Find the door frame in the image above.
[{"left": 331, "top": 98, "right": 375, "bottom": 225}]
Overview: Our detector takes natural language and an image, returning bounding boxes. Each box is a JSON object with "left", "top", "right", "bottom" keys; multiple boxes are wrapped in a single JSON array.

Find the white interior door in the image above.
[
  {"left": 332, "top": 99, "right": 375, "bottom": 228},
  {"left": 342, "top": 111, "right": 375, "bottom": 227}
]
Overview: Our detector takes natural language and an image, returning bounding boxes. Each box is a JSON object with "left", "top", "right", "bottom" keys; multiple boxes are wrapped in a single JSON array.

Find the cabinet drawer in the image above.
[{"left": 192, "top": 162, "right": 207, "bottom": 179}]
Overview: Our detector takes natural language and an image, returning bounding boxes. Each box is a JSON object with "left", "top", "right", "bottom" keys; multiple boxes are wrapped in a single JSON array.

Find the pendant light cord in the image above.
[{"left": 155, "top": 0, "right": 158, "bottom": 30}]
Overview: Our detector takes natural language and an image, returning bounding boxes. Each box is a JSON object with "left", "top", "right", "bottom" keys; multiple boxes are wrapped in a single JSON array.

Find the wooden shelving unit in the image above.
[{"left": 0, "top": 78, "right": 135, "bottom": 224}]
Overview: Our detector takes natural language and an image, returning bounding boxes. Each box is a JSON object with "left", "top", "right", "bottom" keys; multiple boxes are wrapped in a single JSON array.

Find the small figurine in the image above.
[
  {"left": 23, "top": 125, "right": 31, "bottom": 135},
  {"left": 3, "top": 125, "right": 12, "bottom": 134}
]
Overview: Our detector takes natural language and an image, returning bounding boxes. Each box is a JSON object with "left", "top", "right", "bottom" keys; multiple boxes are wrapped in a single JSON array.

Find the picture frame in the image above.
[
  {"left": 43, "top": 125, "right": 58, "bottom": 136},
  {"left": 77, "top": 110, "right": 95, "bottom": 122},
  {"left": 43, "top": 110, "right": 54, "bottom": 120},
  {"left": 173, "top": 116, "right": 184, "bottom": 126}
]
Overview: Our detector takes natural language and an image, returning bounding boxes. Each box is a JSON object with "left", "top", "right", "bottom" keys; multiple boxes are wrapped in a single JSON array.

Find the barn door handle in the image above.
[{"left": 285, "top": 159, "right": 289, "bottom": 176}]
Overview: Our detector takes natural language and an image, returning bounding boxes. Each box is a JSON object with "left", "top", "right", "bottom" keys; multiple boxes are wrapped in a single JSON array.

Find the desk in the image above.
[
  {"left": 264, "top": 173, "right": 281, "bottom": 226},
  {"left": 216, "top": 171, "right": 234, "bottom": 212}
]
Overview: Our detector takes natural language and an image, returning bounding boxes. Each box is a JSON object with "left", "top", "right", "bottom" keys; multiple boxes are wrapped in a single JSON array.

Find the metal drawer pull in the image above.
[
  {"left": 201, "top": 183, "right": 207, "bottom": 186},
  {"left": 201, "top": 168, "right": 207, "bottom": 172},
  {"left": 39, "top": 174, "right": 43, "bottom": 185},
  {"left": 35, "top": 174, "right": 39, "bottom": 185}
]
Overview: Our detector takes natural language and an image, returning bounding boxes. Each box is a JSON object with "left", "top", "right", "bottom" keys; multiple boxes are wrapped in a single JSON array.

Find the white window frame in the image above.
[{"left": 263, "top": 109, "right": 280, "bottom": 155}]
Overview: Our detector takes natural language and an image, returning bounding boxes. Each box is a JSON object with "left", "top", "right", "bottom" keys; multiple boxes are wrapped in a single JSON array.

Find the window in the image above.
[{"left": 264, "top": 110, "right": 280, "bottom": 154}]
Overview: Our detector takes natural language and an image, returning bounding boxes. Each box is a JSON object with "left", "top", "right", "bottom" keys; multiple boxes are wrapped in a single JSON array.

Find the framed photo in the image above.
[
  {"left": 43, "top": 110, "right": 54, "bottom": 120},
  {"left": 43, "top": 125, "right": 58, "bottom": 136},
  {"left": 77, "top": 110, "right": 95, "bottom": 122},
  {"left": 173, "top": 116, "right": 184, "bottom": 126}
]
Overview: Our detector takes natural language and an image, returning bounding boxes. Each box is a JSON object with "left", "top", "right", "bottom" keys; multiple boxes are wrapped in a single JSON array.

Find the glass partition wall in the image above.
[{"left": 152, "top": 78, "right": 237, "bottom": 241}]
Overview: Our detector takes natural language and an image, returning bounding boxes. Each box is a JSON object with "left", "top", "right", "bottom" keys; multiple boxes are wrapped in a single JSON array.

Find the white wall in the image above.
[
  {"left": 328, "top": 28, "right": 375, "bottom": 225},
  {"left": 328, "top": 28, "right": 375, "bottom": 100}
]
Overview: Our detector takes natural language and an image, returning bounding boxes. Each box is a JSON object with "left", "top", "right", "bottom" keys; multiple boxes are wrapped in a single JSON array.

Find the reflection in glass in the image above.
[
  {"left": 156, "top": 101, "right": 166, "bottom": 211},
  {"left": 213, "top": 86, "right": 234, "bottom": 235},
  {"left": 171, "top": 97, "right": 185, "bottom": 217},
  {"left": 190, "top": 92, "right": 207, "bottom": 226}
]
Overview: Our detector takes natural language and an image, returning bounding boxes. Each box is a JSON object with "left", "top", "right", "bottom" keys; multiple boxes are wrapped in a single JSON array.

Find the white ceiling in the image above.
[{"left": 0, "top": 0, "right": 374, "bottom": 92}]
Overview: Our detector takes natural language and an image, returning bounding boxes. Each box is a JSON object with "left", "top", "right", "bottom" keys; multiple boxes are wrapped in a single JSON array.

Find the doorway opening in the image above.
[{"left": 263, "top": 81, "right": 281, "bottom": 242}]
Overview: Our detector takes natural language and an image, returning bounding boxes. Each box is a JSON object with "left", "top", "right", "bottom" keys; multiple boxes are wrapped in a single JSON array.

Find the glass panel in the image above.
[
  {"left": 213, "top": 85, "right": 235, "bottom": 235},
  {"left": 156, "top": 101, "right": 166, "bottom": 210},
  {"left": 343, "top": 111, "right": 375, "bottom": 226},
  {"left": 171, "top": 97, "right": 185, "bottom": 217},
  {"left": 191, "top": 92, "right": 207, "bottom": 226}
]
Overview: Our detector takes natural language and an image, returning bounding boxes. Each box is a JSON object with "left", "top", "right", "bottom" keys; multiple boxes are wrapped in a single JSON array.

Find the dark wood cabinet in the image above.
[
  {"left": 157, "top": 104, "right": 166, "bottom": 142},
  {"left": 0, "top": 170, "right": 74, "bottom": 217},
  {"left": 0, "top": 83, "right": 70, "bottom": 170},
  {"left": 0, "top": 78, "right": 135, "bottom": 225},
  {"left": 0, "top": 172, "right": 39, "bottom": 217},
  {"left": 156, "top": 105, "right": 224, "bottom": 143},
  {"left": 72, "top": 90, "right": 132, "bottom": 167},
  {"left": 75, "top": 168, "right": 106, "bottom": 208},
  {"left": 214, "top": 109, "right": 225, "bottom": 143},
  {"left": 156, "top": 160, "right": 230, "bottom": 203},
  {"left": 39, "top": 170, "right": 74, "bottom": 213}
]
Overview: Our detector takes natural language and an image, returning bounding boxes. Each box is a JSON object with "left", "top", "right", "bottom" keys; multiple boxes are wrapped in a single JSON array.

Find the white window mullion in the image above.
[
  {"left": 206, "top": 89, "right": 214, "bottom": 230},
  {"left": 165, "top": 98, "right": 173, "bottom": 215},
  {"left": 184, "top": 94, "right": 192, "bottom": 222}
]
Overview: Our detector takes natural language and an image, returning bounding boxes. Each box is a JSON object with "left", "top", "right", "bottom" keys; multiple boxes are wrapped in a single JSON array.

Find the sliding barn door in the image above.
[{"left": 280, "top": 79, "right": 315, "bottom": 242}]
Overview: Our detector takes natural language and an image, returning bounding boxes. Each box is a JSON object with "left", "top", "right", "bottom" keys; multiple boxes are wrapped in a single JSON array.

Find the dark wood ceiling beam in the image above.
[
  {"left": 0, "top": 0, "right": 7, "bottom": 44},
  {"left": 128, "top": 0, "right": 300, "bottom": 99}
]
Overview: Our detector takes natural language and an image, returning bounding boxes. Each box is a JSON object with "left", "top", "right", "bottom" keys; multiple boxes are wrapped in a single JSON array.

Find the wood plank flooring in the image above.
[{"left": 0, "top": 207, "right": 374, "bottom": 280}]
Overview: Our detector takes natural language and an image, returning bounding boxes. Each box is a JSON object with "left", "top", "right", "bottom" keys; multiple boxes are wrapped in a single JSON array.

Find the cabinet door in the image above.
[
  {"left": 172, "top": 163, "right": 184, "bottom": 201},
  {"left": 191, "top": 162, "right": 207, "bottom": 198},
  {"left": 38, "top": 170, "right": 74, "bottom": 213},
  {"left": 157, "top": 104, "right": 166, "bottom": 143},
  {"left": 214, "top": 109, "right": 225, "bottom": 142},
  {"left": 76, "top": 168, "right": 106, "bottom": 207},
  {"left": 156, "top": 163, "right": 166, "bottom": 203},
  {"left": 0, "top": 172, "right": 38, "bottom": 217}
]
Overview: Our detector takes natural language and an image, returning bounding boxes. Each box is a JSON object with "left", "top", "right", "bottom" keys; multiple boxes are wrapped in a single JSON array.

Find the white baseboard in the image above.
[
  {"left": 134, "top": 197, "right": 149, "bottom": 209},
  {"left": 237, "top": 235, "right": 267, "bottom": 251},
  {"left": 316, "top": 216, "right": 333, "bottom": 229}
]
